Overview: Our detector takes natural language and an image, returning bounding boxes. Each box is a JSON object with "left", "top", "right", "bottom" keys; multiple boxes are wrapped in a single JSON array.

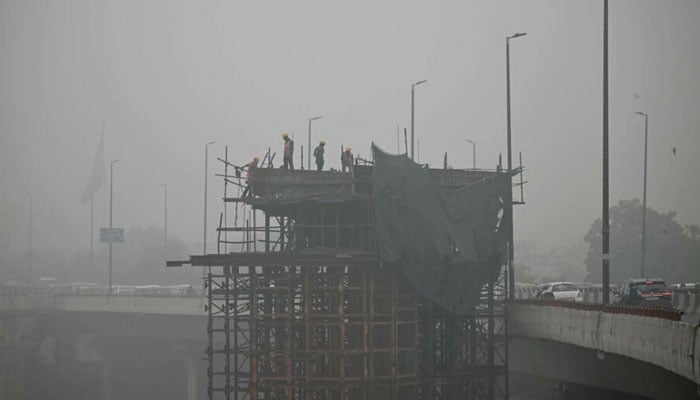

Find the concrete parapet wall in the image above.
[
  {"left": 0, "top": 294, "right": 204, "bottom": 316},
  {"left": 516, "top": 287, "right": 700, "bottom": 313},
  {"left": 509, "top": 303, "right": 699, "bottom": 384}
]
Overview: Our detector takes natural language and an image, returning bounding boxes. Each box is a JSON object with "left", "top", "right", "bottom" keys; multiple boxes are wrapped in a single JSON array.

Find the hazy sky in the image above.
[{"left": 1, "top": 1, "right": 699, "bottom": 263}]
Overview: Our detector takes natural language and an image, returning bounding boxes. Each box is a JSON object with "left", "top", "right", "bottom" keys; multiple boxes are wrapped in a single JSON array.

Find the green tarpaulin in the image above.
[{"left": 372, "top": 145, "right": 511, "bottom": 314}]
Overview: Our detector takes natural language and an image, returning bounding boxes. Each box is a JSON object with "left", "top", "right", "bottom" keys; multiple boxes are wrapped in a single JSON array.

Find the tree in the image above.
[
  {"left": 584, "top": 199, "right": 700, "bottom": 284},
  {"left": 110, "top": 227, "right": 200, "bottom": 285}
]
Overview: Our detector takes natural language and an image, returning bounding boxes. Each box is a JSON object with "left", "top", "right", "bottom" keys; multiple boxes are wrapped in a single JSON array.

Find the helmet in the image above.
[
  {"left": 346, "top": 147, "right": 352, "bottom": 152},
  {"left": 253, "top": 156, "right": 260, "bottom": 162},
  {"left": 282, "top": 132, "right": 289, "bottom": 139},
  {"left": 320, "top": 140, "right": 326, "bottom": 145}
]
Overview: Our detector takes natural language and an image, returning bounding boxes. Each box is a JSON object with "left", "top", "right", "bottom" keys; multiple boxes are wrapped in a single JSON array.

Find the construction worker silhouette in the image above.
[
  {"left": 314, "top": 140, "right": 326, "bottom": 171},
  {"left": 282, "top": 133, "right": 294, "bottom": 170},
  {"left": 341, "top": 147, "right": 354, "bottom": 172}
]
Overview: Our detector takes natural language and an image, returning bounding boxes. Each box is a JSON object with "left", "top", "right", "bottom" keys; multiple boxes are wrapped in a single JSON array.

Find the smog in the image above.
[{"left": 1, "top": 2, "right": 699, "bottom": 399}]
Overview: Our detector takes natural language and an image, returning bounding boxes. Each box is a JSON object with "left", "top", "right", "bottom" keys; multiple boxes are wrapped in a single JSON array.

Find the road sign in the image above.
[{"left": 100, "top": 228, "right": 124, "bottom": 244}]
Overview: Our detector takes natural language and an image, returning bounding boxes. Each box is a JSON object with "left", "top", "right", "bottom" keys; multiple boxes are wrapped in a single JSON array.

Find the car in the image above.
[
  {"left": 668, "top": 282, "right": 699, "bottom": 290},
  {"left": 616, "top": 278, "right": 672, "bottom": 308},
  {"left": 537, "top": 282, "right": 580, "bottom": 301}
]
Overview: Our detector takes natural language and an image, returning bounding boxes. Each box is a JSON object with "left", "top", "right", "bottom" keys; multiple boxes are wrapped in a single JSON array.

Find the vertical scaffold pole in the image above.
[{"left": 207, "top": 271, "right": 214, "bottom": 400}]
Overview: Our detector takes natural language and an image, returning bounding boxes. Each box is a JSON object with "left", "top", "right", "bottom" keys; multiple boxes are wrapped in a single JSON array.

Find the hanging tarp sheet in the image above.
[{"left": 372, "top": 145, "right": 510, "bottom": 314}]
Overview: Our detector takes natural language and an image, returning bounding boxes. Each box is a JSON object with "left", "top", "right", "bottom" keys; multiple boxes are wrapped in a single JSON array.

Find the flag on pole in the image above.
[{"left": 81, "top": 133, "right": 106, "bottom": 204}]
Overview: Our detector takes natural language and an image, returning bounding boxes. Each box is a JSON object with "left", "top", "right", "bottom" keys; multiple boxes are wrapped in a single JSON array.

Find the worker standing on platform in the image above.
[
  {"left": 242, "top": 156, "right": 259, "bottom": 197},
  {"left": 341, "top": 146, "right": 354, "bottom": 172},
  {"left": 313, "top": 140, "right": 325, "bottom": 171},
  {"left": 282, "top": 132, "right": 294, "bottom": 170}
]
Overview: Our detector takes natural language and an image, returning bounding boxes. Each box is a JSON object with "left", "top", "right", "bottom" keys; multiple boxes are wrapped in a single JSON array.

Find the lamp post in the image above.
[
  {"left": 635, "top": 111, "right": 649, "bottom": 277},
  {"left": 308, "top": 116, "right": 323, "bottom": 170},
  {"left": 602, "top": 1, "right": 610, "bottom": 304},
  {"left": 506, "top": 32, "right": 526, "bottom": 300},
  {"left": 160, "top": 183, "right": 168, "bottom": 263},
  {"left": 27, "top": 192, "right": 32, "bottom": 281},
  {"left": 410, "top": 80, "right": 427, "bottom": 160},
  {"left": 109, "top": 159, "right": 119, "bottom": 295},
  {"left": 465, "top": 139, "right": 476, "bottom": 169},
  {"left": 203, "top": 141, "right": 216, "bottom": 255}
]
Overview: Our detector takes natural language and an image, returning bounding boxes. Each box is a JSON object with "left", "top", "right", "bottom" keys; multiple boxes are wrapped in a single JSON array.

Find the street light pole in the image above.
[
  {"left": 506, "top": 32, "right": 526, "bottom": 300},
  {"left": 27, "top": 192, "right": 32, "bottom": 281},
  {"left": 635, "top": 111, "right": 649, "bottom": 277},
  {"left": 160, "top": 183, "right": 168, "bottom": 263},
  {"left": 109, "top": 159, "right": 119, "bottom": 295},
  {"left": 308, "top": 116, "right": 322, "bottom": 170},
  {"left": 465, "top": 139, "right": 476, "bottom": 169},
  {"left": 602, "top": 0, "right": 611, "bottom": 304},
  {"left": 410, "top": 80, "right": 427, "bottom": 160},
  {"left": 203, "top": 141, "right": 216, "bottom": 255}
]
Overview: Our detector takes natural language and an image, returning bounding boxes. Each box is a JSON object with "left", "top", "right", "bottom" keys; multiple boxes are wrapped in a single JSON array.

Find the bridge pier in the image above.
[
  {"left": 101, "top": 356, "right": 111, "bottom": 400},
  {"left": 0, "top": 342, "right": 30, "bottom": 399},
  {"left": 175, "top": 341, "right": 207, "bottom": 400},
  {"left": 0, "top": 314, "right": 37, "bottom": 400}
]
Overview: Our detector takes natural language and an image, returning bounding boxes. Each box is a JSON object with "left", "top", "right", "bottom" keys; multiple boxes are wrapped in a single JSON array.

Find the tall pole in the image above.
[
  {"left": 161, "top": 183, "right": 168, "bottom": 263},
  {"left": 411, "top": 85, "right": 415, "bottom": 160},
  {"left": 506, "top": 32, "right": 526, "bottom": 300},
  {"left": 203, "top": 141, "right": 216, "bottom": 255},
  {"left": 27, "top": 192, "right": 32, "bottom": 281},
  {"left": 308, "top": 116, "right": 322, "bottom": 170},
  {"left": 410, "top": 80, "right": 427, "bottom": 161},
  {"left": 636, "top": 112, "right": 648, "bottom": 277},
  {"left": 90, "top": 197, "right": 94, "bottom": 282},
  {"left": 465, "top": 139, "right": 476, "bottom": 169},
  {"left": 109, "top": 159, "right": 119, "bottom": 295},
  {"left": 602, "top": 0, "right": 611, "bottom": 303},
  {"left": 92, "top": 119, "right": 102, "bottom": 283},
  {"left": 397, "top": 126, "right": 400, "bottom": 153},
  {"left": 417, "top": 139, "right": 420, "bottom": 163}
]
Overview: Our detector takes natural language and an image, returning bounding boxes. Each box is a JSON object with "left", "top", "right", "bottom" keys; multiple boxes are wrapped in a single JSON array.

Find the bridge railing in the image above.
[
  {"left": 0, "top": 284, "right": 200, "bottom": 298},
  {"left": 515, "top": 286, "right": 700, "bottom": 313},
  {"left": 512, "top": 299, "right": 683, "bottom": 321}
]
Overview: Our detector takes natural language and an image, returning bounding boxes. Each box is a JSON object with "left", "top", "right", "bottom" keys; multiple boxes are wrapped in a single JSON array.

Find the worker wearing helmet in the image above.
[
  {"left": 242, "top": 156, "right": 259, "bottom": 197},
  {"left": 246, "top": 156, "right": 259, "bottom": 180},
  {"left": 282, "top": 132, "right": 294, "bottom": 170},
  {"left": 341, "top": 146, "right": 354, "bottom": 172},
  {"left": 313, "top": 140, "right": 326, "bottom": 171}
]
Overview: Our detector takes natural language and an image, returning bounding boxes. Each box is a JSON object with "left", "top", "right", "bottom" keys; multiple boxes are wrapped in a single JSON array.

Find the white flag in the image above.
[{"left": 81, "top": 133, "right": 106, "bottom": 203}]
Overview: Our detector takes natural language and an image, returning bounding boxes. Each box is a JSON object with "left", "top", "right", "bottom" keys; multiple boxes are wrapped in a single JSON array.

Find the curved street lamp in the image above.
[
  {"left": 506, "top": 32, "right": 526, "bottom": 300},
  {"left": 411, "top": 80, "right": 428, "bottom": 160}
]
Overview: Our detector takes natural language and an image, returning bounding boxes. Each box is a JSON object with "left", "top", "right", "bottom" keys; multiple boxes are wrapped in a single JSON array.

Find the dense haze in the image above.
[{"left": 1, "top": 1, "right": 699, "bottom": 284}]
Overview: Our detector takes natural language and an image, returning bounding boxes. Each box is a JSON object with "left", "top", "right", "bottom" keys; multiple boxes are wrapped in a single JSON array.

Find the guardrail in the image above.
[
  {"left": 512, "top": 299, "right": 683, "bottom": 321},
  {"left": 516, "top": 287, "right": 700, "bottom": 313},
  {"left": 0, "top": 284, "right": 199, "bottom": 298},
  {"left": 0, "top": 293, "right": 204, "bottom": 316}
]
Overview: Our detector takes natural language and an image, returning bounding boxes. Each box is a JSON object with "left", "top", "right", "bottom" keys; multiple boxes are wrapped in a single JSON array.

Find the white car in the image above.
[{"left": 536, "top": 282, "right": 580, "bottom": 301}]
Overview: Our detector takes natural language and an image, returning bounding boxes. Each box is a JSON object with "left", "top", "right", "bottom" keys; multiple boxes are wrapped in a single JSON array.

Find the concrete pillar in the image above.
[
  {"left": 176, "top": 342, "right": 207, "bottom": 400},
  {"left": 0, "top": 314, "right": 38, "bottom": 400},
  {"left": 101, "top": 357, "right": 111, "bottom": 400},
  {"left": 184, "top": 353, "right": 198, "bottom": 400},
  {"left": 55, "top": 330, "right": 77, "bottom": 397},
  {"left": 0, "top": 345, "right": 26, "bottom": 400}
]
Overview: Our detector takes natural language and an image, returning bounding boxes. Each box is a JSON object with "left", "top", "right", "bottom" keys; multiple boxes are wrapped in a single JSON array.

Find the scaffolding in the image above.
[{"left": 173, "top": 151, "right": 512, "bottom": 400}]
